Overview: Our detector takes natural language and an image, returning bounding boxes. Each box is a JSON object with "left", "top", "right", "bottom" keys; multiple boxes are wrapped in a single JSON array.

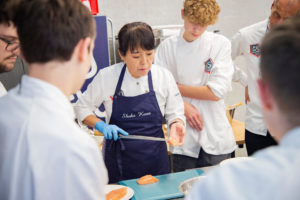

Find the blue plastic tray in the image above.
[{"left": 119, "top": 169, "right": 204, "bottom": 200}]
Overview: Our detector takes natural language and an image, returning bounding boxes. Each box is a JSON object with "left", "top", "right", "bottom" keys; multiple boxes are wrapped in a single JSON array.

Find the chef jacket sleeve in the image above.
[
  {"left": 231, "top": 31, "right": 243, "bottom": 60},
  {"left": 185, "top": 152, "right": 284, "bottom": 200},
  {"left": 163, "top": 69, "right": 186, "bottom": 127},
  {"left": 185, "top": 163, "right": 252, "bottom": 200},
  {"left": 231, "top": 31, "right": 248, "bottom": 87},
  {"left": 74, "top": 71, "right": 105, "bottom": 123},
  {"left": 206, "top": 39, "right": 234, "bottom": 99},
  {"left": 233, "top": 64, "right": 248, "bottom": 87}
]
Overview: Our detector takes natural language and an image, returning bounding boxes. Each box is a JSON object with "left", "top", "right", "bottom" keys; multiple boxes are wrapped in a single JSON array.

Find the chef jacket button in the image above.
[{"left": 136, "top": 82, "right": 139, "bottom": 85}]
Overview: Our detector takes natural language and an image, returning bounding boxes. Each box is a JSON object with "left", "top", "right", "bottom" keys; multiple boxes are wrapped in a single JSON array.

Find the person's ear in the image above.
[
  {"left": 118, "top": 50, "right": 125, "bottom": 62},
  {"left": 257, "top": 79, "right": 273, "bottom": 111},
  {"left": 78, "top": 37, "right": 91, "bottom": 62}
]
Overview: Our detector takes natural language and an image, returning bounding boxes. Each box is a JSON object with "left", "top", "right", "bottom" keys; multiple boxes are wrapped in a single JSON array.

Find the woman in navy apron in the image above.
[
  {"left": 75, "top": 22, "right": 185, "bottom": 183},
  {"left": 105, "top": 64, "right": 170, "bottom": 183}
]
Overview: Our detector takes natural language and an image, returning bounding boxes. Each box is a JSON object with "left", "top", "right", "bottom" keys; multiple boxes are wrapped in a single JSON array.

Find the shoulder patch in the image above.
[
  {"left": 204, "top": 58, "right": 214, "bottom": 74},
  {"left": 250, "top": 43, "right": 261, "bottom": 57}
]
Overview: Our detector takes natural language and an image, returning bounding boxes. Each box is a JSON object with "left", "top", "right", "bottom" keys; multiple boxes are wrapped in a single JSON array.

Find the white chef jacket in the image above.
[
  {"left": 231, "top": 19, "right": 268, "bottom": 136},
  {"left": 0, "top": 81, "right": 7, "bottom": 97},
  {"left": 186, "top": 127, "right": 300, "bottom": 200},
  {"left": 155, "top": 30, "right": 236, "bottom": 157},
  {"left": 0, "top": 75, "right": 108, "bottom": 200},
  {"left": 74, "top": 62, "right": 185, "bottom": 127}
]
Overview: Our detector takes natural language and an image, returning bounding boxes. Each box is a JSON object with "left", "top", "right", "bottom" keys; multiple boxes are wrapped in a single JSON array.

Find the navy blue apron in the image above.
[{"left": 104, "top": 64, "right": 170, "bottom": 183}]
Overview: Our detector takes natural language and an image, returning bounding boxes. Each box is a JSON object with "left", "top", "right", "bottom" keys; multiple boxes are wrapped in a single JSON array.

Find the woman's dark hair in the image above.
[{"left": 118, "top": 22, "right": 155, "bottom": 56}]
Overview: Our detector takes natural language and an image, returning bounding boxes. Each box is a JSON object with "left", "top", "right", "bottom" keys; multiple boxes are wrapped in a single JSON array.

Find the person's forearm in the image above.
[
  {"left": 83, "top": 115, "right": 102, "bottom": 128},
  {"left": 178, "top": 85, "right": 220, "bottom": 101}
]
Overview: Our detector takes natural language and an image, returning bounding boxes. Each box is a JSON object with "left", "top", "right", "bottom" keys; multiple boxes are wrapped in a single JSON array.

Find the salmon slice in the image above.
[
  {"left": 106, "top": 187, "right": 127, "bottom": 200},
  {"left": 137, "top": 175, "right": 159, "bottom": 185}
]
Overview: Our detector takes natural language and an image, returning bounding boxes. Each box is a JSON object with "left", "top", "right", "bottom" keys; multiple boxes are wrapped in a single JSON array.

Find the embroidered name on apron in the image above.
[{"left": 122, "top": 111, "right": 152, "bottom": 119}]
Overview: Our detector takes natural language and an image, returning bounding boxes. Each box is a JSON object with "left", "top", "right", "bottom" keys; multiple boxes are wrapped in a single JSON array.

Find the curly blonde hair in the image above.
[{"left": 183, "top": 0, "right": 220, "bottom": 26}]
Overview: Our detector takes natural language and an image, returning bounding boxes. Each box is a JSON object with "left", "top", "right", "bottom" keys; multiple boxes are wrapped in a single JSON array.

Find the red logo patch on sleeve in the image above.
[
  {"left": 204, "top": 58, "right": 214, "bottom": 74},
  {"left": 250, "top": 44, "right": 261, "bottom": 57}
]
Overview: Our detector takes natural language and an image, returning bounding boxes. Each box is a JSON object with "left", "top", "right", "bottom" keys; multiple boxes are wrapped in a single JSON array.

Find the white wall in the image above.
[{"left": 99, "top": 0, "right": 272, "bottom": 38}]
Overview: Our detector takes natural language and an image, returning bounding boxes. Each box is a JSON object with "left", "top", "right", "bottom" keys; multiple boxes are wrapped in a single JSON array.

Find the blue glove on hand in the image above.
[{"left": 94, "top": 121, "right": 129, "bottom": 141}]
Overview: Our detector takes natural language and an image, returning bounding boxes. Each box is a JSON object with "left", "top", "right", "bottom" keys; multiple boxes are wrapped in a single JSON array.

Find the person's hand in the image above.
[
  {"left": 245, "top": 86, "right": 250, "bottom": 104},
  {"left": 169, "top": 121, "right": 185, "bottom": 146},
  {"left": 184, "top": 102, "right": 203, "bottom": 131},
  {"left": 94, "top": 121, "right": 128, "bottom": 141}
]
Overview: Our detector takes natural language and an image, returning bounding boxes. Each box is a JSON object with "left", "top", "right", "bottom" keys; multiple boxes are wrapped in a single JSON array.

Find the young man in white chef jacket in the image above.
[
  {"left": 186, "top": 15, "right": 300, "bottom": 200},
  {"left": 231, "top": 0, "right": 300, "bottom": 156},
  {"left": 0, "top": 1, "right": 20, "bottom": 97},
  {"left": 155, "top": 0, "right": 236, "bottom": 171},
  {"left": 0, "top": 0, "right": 108, "bottom": 199}
]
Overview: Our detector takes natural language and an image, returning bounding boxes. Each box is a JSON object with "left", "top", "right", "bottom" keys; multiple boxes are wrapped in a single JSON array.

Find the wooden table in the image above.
[{"left": 231, "top": 119, "right": 245, "bottom": 146}]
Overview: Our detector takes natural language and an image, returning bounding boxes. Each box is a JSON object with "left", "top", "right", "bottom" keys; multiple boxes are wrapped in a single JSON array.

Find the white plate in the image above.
[
  {"left": 104, "top": 184, "right": 134, "bottom": 200},
  {"left": 178, "top": 176, "right": 206, "bottom": 195},
  {"left": 220, "top": 157, "right": 254, "bottom": 166}
]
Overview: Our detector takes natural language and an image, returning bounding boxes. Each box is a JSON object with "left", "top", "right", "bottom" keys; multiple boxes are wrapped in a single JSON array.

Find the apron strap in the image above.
[
  {"left": 114, "top": 64, "right": 127, "bottom": 96},
  {"left": 147, "top": 70, "right": 154, "bottom": 92},
  {"left": 114, "top": 64, "right": 155, "bottom": 96},
  {"left": 116, "top": 140, "right": 126, "bottom": 180}
]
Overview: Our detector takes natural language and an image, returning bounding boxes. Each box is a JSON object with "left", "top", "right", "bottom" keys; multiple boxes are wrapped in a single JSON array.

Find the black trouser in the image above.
[
  {"left": 245, "top": 129, "right": 277, "bottom": 156},
  {"left": 172, "top": 149, "right": 232, "bottom": 172}
]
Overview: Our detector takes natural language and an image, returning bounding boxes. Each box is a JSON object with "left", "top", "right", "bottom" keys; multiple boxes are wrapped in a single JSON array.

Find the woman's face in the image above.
[{"left": 120, "top": 47, "right": 154, "bottom": 78}]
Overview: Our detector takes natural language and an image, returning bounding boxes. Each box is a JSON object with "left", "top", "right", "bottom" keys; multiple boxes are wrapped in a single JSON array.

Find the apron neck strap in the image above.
[
  {"left": 115, "top": 64, "right": 127, "bottom": 95},
  {"left": 114, "top": 64, "right": 154, "bottom": 96},
  {"left": 147, "top": 69, "right": 154, "bottom": 91}
]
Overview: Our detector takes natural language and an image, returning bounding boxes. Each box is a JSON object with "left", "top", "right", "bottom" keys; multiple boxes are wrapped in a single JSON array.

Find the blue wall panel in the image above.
[
  {"left": 71, "top": 16, "right": 110, "bottom": 120},
  {"left": 71, "top": 16, "right": 110, "bottom": 104}
]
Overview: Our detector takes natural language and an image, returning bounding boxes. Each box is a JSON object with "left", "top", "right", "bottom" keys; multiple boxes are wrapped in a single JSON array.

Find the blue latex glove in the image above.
[{"left": 94, "top": 121, "right": 129, "bottom": 141}]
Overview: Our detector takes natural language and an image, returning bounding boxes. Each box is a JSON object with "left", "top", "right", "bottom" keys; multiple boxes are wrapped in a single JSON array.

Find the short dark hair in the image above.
[
  {"left": 12, "top": 0, "right": 96, "bottom": 64},
  {"left": 0, "top": 0, "right": 11, "bottom": 25},
  {"left": 118, "top": 22, "right": 155, "bottom": 56},
  {"left": 260, "top": 15, "right": 300, "bottom": 124}
]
